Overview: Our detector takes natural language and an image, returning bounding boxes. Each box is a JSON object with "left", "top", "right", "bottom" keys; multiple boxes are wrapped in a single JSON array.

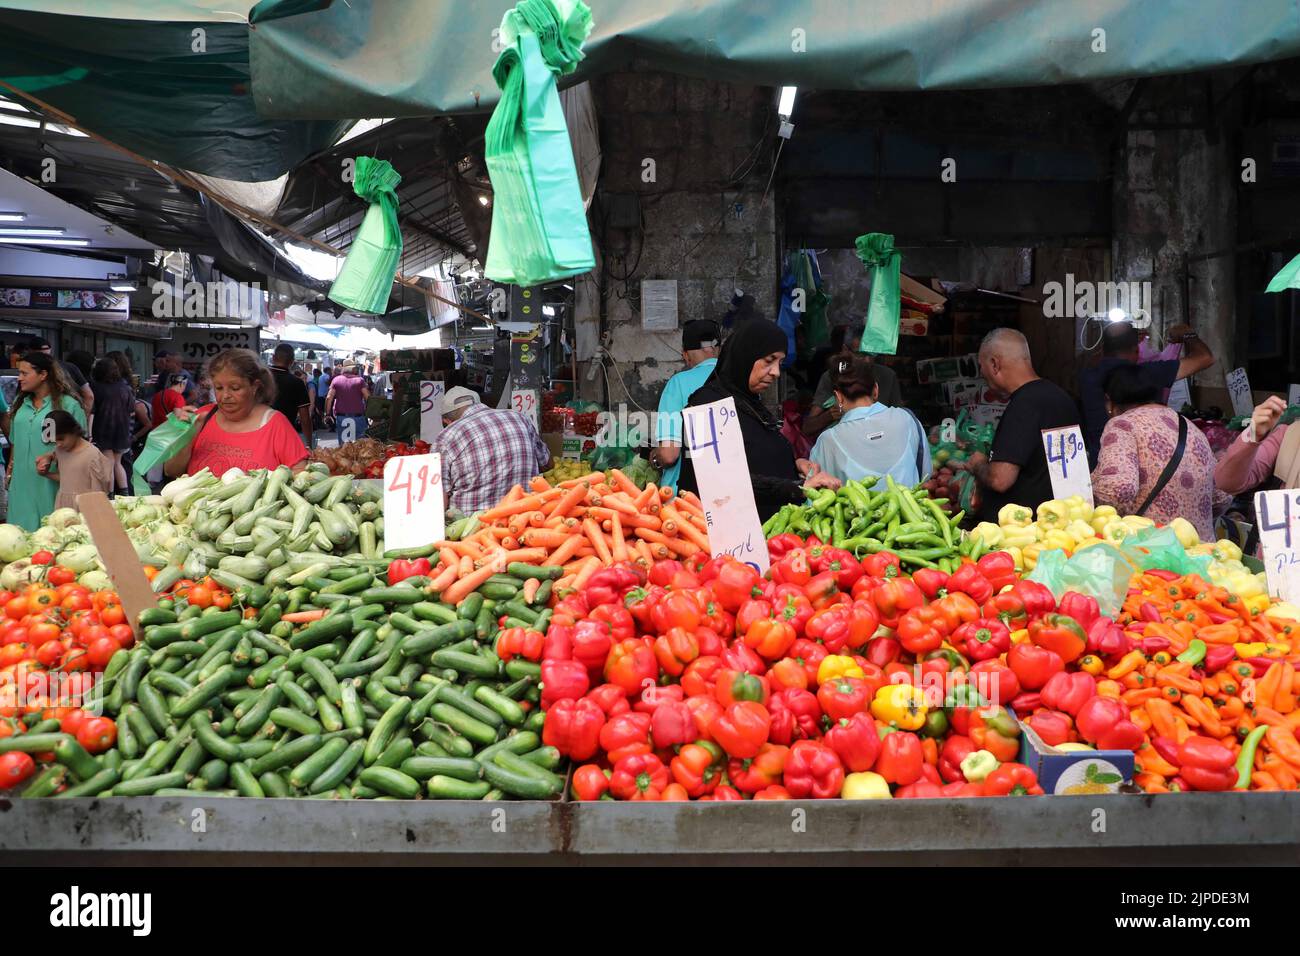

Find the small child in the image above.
[{"left": 36, "top": 410, "right": 113, "bottom": 510}]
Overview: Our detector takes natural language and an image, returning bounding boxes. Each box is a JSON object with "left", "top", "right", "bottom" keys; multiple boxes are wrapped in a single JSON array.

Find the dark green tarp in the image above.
[
  {"left": 249, "top": 0, "right": 1300, "bottom": 119},
  {"left": 0, "top": 3, "right": 348, "bottom": 181}
]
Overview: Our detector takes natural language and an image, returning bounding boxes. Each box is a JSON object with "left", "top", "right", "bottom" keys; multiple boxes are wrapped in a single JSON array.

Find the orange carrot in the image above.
[
  {"left": 495, "top": 548, "right": 550, "bottom": 565},
  {"left": 479, "top": 492, "right": 550, "bottom": 522},
  {"left": 635, "top": 540, "right": 655, "bottom": 564},
  {"left": 442, "top": 562, "right": 502, "bottom": 605},
  {"left": 608, "top": 468, "right": 640, "bottom": 496},
  {"left": 458, "top": 554, "right": 474, "bottom": 576},
  {"left": 503, "top": 485, "right": 525, "bottom": 504},
  {"left": 660, "top": 485, "right": 676, "bottom": 502},
  {"left": 548, "top": 482, "right": 590, "bottom": 519},
  {"left": 593, "top": 493, "right": 639, "bottom": 517},
  {"left": 610, "top": 512, "right": 628, "bottom": 563},
  {"left": 548, "top": 532, "right": 587, "bottom": 567},
  {"left": 633, "top": 484, "right": 658, "bottom": 511},
  {"left": 520, "top": 529, "right": 572, "bottom": 551},
  {"left": 281, "top": 609, "right": 327, "bottom": 624},
  {"left": 530, "top": 476, "right": 551, "bottom": 492},
  {"left": 430, "top": 561, "right": 459, "bottom": 593},
  {"left": 573, "top": 556, "right": 602, "bottom": 589},
  {"left": 523, "top": 578, "right": 541, "bottom": 604},
  {"left": 438, "top": 546, "right": 459, "bottom": 568},
  {"left": 528, "top": 510, "right": 546, "bottom": 528},
  {"left": 583, "top": 518, "right": 613, "bottom": 565}
]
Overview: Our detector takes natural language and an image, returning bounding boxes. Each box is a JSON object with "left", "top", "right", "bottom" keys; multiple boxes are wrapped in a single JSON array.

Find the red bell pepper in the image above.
[
  {"left": 685, "top": 695, "right": 724, "bottom": 742},
  {"left": 771, "top": 548, "right": 812, "bottom": 586},
  {"left": 584, "top": 683, "right": 631, "bottom": 717},
  {"left": 681, "top": 655, "right": 723, "bottom": 698},
  {"left": 598, "top": 711, "right": 653, "bottom": 763},
  {"left": 1008, "top": 691, "right": 1041, "bottom": 716},
  {"left": 542, "top": 697, "right": 605, "bottom": 759},
  {"left": 774, "top": 687, "right": 822, "bottom": 740},
  {"left": 968, "top": 659, "right": 1020, "bottom": 708},
  {"left": 550, "top": 592, "right": 590, "bottom": 628},
  {"left": 817, "top": 677, "right": 872, "bottom": 722},
  {"left": 1007, "top": 642, "right": 1065, "bottom": 691},
  {"left": 976, "top": 551, "right": 1018, "bottom": 591},
  {"left": 542, "top": 624, "right": 573, "bottom": 662},
  {"left": 387, "top": 557, "right": 431, "bottom": 586},
  {"left": 894, "top": 780, "right": 945, "bottom": 798},
  {"left": 496, "top": 626, "right": 544, "bottom": 663},
  {"left": 872, "top": 577, "right": 925, "bottom": 628},
  {"left": 947, "top": 564, "right": 994, "bottom": 605},
  {"left": 1012, "top": 579, "right": 1057, "bottom": 619},
  {"left": 696, "top": 594, "right": 733, "bottom": 637},
  {"left": 570, "top": 764, "right": 611, "bottom": 800},
  {"left": 982, "top": 591, "right": 1028, "bottom": 630},
  {"left": 1075, "top": 696, "right": 1144, "bottom": 751},
  {"left": 623, "top": 586, "right": 663, "bottom": 630},
  {"left": 669, "top": 740, "right": 724, "bottom": 797},
  {"left": 820, "top": 547, "right": 864, "bottom": 590},
  {"left": 709, "top": 701, "right": 772, "bottom": 758},
  {"left": 983, "top": 762, "right": 1044, "bottom": 796},
  {"left": 1203, "top": 644, "right": 1236, "bottom": 674},
  {"left": 939, "top": 734, "right": 975, "bottom": 783},
  {"left": 824, "top": 712, "right": 880, "bottom": 772},
  {"left": 1026, "top": 709, "right": 1074, "bottom": 747},
  {"left": 1040, "top": 671, "right": 1096, "bottom": 717},
  {"left": 864, "top": 636, "right": 901, "bottom": 668},
  {"left": 968, "top": 706, "right": 1022, "bottom": 762},
  {"left": 541, "top": 658, "right": 589, "bottom": 709},
  {"left": 693, "top": 625, "right": 724, "bottom": 659},
  {"left": 1057, "top": 591, "right": 1100, "bottom": 633},
  {"left": 1176, "top": 735, "right": 1237, "bottom": 791},
  {"left": 943, "top": 780, "right": 987, "bottom": 797},
  {"left": 789, "top": 638, "right": 829, "bottom": 686},
  {"left": 700, "top": 785, "right": 742, "bottom": 801},
  {"left": 771, "top": 589, "right": 813, "bottom": 637},
  {"left": 735, "top": 598, "right": 773, "bottom": 637},
  {"left": 753, "top": 784, "right": 792, "bottom": 800},
  {"left": 953, "top": 618, "right": 1011, "bottom": 662},
  {"left": 861, "top": 551, "right": 902, "bottom": 580},
  {"left": 715, "top": 668, "right": 771, "bottom": 707},
  {"left": 728, "top": 742, "right": 790, "bottom": 794},
  {"left": 876, "top": 731, "right": 924, "bottom": 786},
  {"left": 571, "top": 619, "right": 614, "bottom": 673},
  {"left": 766, "top": 533, "right": 806, "bottom": 560},
  {"left": 911, "top": 567, "right": 950, "bottom": 600},
  {"left": 603, "top": 638, "right": 658, "bottom": 695},
  {"left": 589, "top": 603, "right": 635, "bottom": 642},
  {"left": 710, "top": 559, "right": 764, "bottom": 611},
  {"left": 584, "top": 566, "right": 643, "bottom": 608},
  {"left": 649, "top": 589, "right": 702, "bottom": 635},
  {"left": 1086, "top": 617, "right": 1132, "bottom": 661},
  {"left": 896, "top": 605, "right": 946, "bottom": 655},
  {"left": 609, "top": 752, "right": 669, "bottom": 800},
  {"left": 720, "top": 642, "right": 766, "bottom": 676},
  {"left": 804, "top": 601, "right": 880, "bottom": 654},
  {"left": 650, "top": 699, "right": 696, "bottom": 749},
  {"left": 783, "top": 739, "right": 845, "bottom": 798},
  {"left": 652, "top": 627, "right": 700, "bottom": 677},
  {"left": 632, "top": 682, "right": 684, "bottom": 714},
  {"left": 932, "top": 591, "right": 982, "bottom": 633},
  {"left": 743, "top": 617, "right": 798, "bottom": 661},
  {"left": 767, "top": 657, "right": 808, "bottom": 692}
]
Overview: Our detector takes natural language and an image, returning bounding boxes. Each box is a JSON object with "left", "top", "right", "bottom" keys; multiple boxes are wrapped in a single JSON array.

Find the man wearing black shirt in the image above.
[
  {"left": 958, "top": 328, "right": 1080, "bottom": 522},
  {"left": 269, "top": 343, "right": 313, "bottom": 448},
  {"left": 23, "top": 337, "right": 94, "bottom": 413}
]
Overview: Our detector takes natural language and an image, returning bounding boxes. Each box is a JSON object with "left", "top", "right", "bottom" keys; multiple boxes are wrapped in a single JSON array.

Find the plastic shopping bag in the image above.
[
  {"left": 328, "top": 157, "right": 402, "bottom": 315},
  {"left": 1027, "top": 543, "right": 1136, "bottom": 619},
  {"left": 131, "top": 413, "right": 200, "bottom": 495},
  {"left": 855, "top": 232, "right": 901, "bottom": 356},
  {"left": 1119, "top": 526, "right": 1212, "bottom": 578}
]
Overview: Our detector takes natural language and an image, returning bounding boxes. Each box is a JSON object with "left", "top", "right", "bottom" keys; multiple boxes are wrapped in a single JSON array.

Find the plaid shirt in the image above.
[{"left": 435, "top": 403, "right": 551, "bottom": 514}]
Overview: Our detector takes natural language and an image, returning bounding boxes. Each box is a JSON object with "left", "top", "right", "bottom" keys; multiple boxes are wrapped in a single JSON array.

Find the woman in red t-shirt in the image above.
[
  {"left": 151, "top": 372, "right": 188, "bottom": 426},
  {"left": 164, "top": 349, "right": 308, "bottom": 479}
]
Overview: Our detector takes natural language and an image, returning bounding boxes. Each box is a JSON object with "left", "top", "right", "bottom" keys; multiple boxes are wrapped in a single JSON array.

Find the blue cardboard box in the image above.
[{"left": 1017, "top": 718, "right": 1135, "bottom": 795}]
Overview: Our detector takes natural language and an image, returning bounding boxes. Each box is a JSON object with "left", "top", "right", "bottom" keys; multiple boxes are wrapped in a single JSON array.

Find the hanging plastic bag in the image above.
[
  {"left": 484, "top": 0, "right": 595, "bottom": 287},
  {"left": 131, "top": 413, "right": 201, "bottom": 495},
  {"left": 1027, "top": 543, "right": 1136, "bottom": 619},
  {"left": 328, "top": 157, "right": 403, "bottom": 314},
  {"left": 855, "top": 232, "right": 901, "bottom": 356},
  {"left": 1118, "top": 526, "right": 1213, "bottom": 578}
]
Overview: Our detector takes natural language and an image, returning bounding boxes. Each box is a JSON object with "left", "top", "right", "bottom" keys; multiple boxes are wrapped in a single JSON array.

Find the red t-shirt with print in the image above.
[{"left": 188, "top": 406, "right": 308, "bottom": 477}]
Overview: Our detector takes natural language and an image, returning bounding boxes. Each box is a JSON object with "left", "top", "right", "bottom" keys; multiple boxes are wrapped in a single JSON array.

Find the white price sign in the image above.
[
  {"left": 683, "top": 397, "right": 768, "bottom": 574},
  {"left": 1041, "top": 425, "right": 1093, "bottom": 507},
  {"left": 1166, "top": 377, "right": 1191, "bottom": 411},
  {"left": 383, "top": 453, "right": 444, "bottom": 552},
  {"left": 1226, "top": 367, "right": 1253, "bottom": 418},
  {"left": 1253, "top": 489, "right": 1300, "bottom": 600},
  {"left": 1288, "top": 383, "right": 1300, "bottom": 408},
  {"left": 420, "top": 380, "right": 444, "bottom": 445},
  {"left": 511, "top": 387, "right": 540, "bottom": 430}
]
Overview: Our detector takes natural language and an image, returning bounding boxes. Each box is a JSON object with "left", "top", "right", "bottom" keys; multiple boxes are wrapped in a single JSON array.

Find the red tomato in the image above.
[
  {"left": 59, "top": 708, "right": 90, "bottom": 736},
  {"left": 0, "top": 591, "right": 12, "bottom": 605},
  {"left": 34, "top": 640, "right": 63, "bottom": 669},
  {"left": 99, "top": 604, "right": 126, "bottom": 629},
  {"left": 85, "top": 636, "right": 119, "bottom": 671},
  {"left": 0, "top": 644, "right": 26, "bottom": 668},
  {"left": 29, "top": 550, "right": 54, "bottom": 566},
  {"left": 58, "top": 648, "right": 90, "bottom": 673},
  {"left": 59, "top": 672, "right": 97, "bottom": 705},
  {"left": 76, "top": 717, "right": 117, "bottom": 754},
  {"left": 0, "top": 622, "right": 26, "bottom": 646},
  {"left": 108, "top": 624, "right": 135, "bottom": 649},
  {"left": 45, "top": 566, "right": 76, "bottom": 587},
  {"left": 4, "top": 598, "right": 27, "bottom": 621},
  {"left": 91, "top": 591, "right": 121, "bottom": 612},
  {"left": 60, "top": 592, "right": 92, "bottom": 613},
  {"left": 211, "top": 591, "right": 233, "bottom": 611},
  {"left": 0, "top": 751, "right": 35, "bottom": 789},
  {"left": 27, "top": 621, "right": 60, "bottom": 646},
  {"left": 80, "top": 625, "right": 111, "bottom": 647},
  {"left": 67, "top": 610, "right": 96, "bottom": 637},
  {"left": 27, "top": 588, "right": 57, "bottom": 610},
  {"left": 187, "top": 585, "right": 214, "bottom": 610}
]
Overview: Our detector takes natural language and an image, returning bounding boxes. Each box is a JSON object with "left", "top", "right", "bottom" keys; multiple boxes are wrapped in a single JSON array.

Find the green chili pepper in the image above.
[{"left": 1235, "top": 725, "right": 1268, "bottom": 789}]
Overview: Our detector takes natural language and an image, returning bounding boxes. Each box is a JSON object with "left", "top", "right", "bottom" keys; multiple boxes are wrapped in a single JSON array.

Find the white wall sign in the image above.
[
  {"left": 1041, "top": 425, "right": 1093, "bottom": 507},
  {"left": 420, "top": 380, "right": 444, "bottom": 445},
  {"left": 683, "top": 397, "right": 767, "bottom": 574},
  {"left": 383, "top": 453, "right": 444, "bottom": 552},
  {"left": 1253, "top": 489, "right": 1300, "bottom": 600},
  {"left": 1226, "top": 367, "right": 1253, "bottom": 418}
]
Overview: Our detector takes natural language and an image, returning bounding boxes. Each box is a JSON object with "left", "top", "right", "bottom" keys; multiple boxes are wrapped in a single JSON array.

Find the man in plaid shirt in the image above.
[{"left": 436, "top": 386, "right": 551, "bottom": 513}]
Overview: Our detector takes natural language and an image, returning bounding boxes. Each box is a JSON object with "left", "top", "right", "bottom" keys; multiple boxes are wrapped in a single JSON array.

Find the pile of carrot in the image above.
[
  {"left": 429, "top": 469, "right": 711, "bottom": 597},
  {"left": 1115, "top": 571, "right": 1300, "bottom": 792}
]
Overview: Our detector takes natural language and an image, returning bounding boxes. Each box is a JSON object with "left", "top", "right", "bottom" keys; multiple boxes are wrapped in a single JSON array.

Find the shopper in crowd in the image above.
[
  {"left": 165, "top": 349, "right": 308, "bottom": 479},
  {"left": 26, "top": 336, "right": 94, "bottom": 414},
  {"left": 6, "top": 352, "right": 88, "bottom": 530},
  {"left": 269, "top": 343, "right": 314, "bottom": 448},
  {"left": 957, "top": 328, "right": 1080, "bottom": 522},
  {"left": 435, "top": 386, "right": 550, "bottom": 514},
  {"left": 1215, "top": 395, "right": 1300, "bottom": 496},
  {"left": 651, "top": 319, "right": 722, "bottom": 492},
  {"left": 36, "top": 410, "right": 112, "bottom": 511},
  {"left": 802, "top": 323, "right": 903, "bottom": 440},
  {"left": 89, "top": 357, "right": 135, "bottom": 493},
  {"left": 314, "top": 366, "right": 333, "bottom": 425},
  {"left": 151, "top": 370, "right": 191, "bottom": 426},
  {"left": 1079, "top": 321, "right": 1214, "bottom": 465},
  {"left": 678, "top": 318, "right": 840, "bottom": 522},
  {"left": 809, "top": 354, "right": 929, "bottom": 490},
  {"left": 326, "top": 361, "right": 371, "bottom": 444},
  {"left": 66, "top": 350, "right": 95, "bottom": 387},
  {"left": 1092, "top": 364, "right": 1228, "bottom": 540},
  {"left": 145, "top": 349, "right": 182, "bottom": 398}
]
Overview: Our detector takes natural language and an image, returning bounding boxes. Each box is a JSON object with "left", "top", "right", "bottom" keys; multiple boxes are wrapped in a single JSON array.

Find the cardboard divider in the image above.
[
  {"left": 76, "top": 492, "right": 157, "bottom": 633},
  {"left": 1017, "top": 717, "right": 1134, "bottom": 796}
]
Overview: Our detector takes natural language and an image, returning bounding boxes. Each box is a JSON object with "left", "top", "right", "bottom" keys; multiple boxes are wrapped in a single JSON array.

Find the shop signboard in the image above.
[
  {"left": 510, "top": 386, "right": 540, "bottom": 431},
  {"left": 510, "top": 328, "right": 542, "bottom": 389},
  {"left": 0, "top": 285, "right": 129, "bottom": 318},
  {"left": 683, "top": 397, "right": 767, "bottom": 574},
  {"left": 170, "top": 326, "right": 260, "bottom": 372}
]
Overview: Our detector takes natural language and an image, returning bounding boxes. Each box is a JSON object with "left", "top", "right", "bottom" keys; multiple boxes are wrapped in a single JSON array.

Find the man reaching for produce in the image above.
[
  {"left": 435, "top": 386, "right": 551, "bottom": 514},
  {"left": 956, "top": 328, "right": 1079, "bottom": 523},
  {"left": 651, "top": 319, "right": 721, "bottom": 492}
]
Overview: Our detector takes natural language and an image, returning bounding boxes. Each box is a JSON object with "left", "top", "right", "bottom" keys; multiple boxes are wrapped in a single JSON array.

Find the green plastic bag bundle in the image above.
[
  {"left": 1118, "top": 526, "right": 1213, "bottom": 578},
  {"left": 795, "top": 251, "right": 831, "bottom": 350},
  {"left": 131, "top": 413, "right": 201, "bottom": 494},
  {"left": 1026, "top": 543, "right": 1135, "bottom": 619},
  {"left": 855, "top": 232, "right": 901, "bottom": 356},
  {"left": 484, "top": 0, "right": 595, "bottom": 287},
  {"left": 328, "top": 157, "right": 402, "bottom": 314}
]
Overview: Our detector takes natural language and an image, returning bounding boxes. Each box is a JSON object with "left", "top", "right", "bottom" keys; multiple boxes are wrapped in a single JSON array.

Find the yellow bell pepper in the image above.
[
  {"left": 817, "top": 654, "right": 865, "bottom": 684},
  {"left": 1066, "top": 520, "right": 1097, "bottom": 544},
  {"left": 1101, "top": 520, "right": 1132, "bottom": 545},
  {"left": 1121, "top": 514, "right": 1155, "bottom": 532},
  {"left": 1265, "top": 601, "right": 1300, "bottom": 622},
  {"left": 971, "top": 522, "right": 1004, "bottom": 548},
  {"left": 1090, "top": 505, "right": 1119, "bottom": 534},
  {"left": 1072, "top": 537, "right": 1107, "bottom": 553},
  {"left": 842, "top": 771, "right": 892, "bottom": 799},
  {"left": 1234, "top": 642, "right": 1267, "bottom": 658},
  {"left": 998, "top": 503, "right": 1034, "bottom": 528},
  {"left": 1010, "top": 628, "right": 1030, "bottom": 645},
  {"left": 1042, "top": 529, "right": 1076, "bottom": 552},
  {"left": 1077, "top": 654, "right": 1104, "bottom": 676},
  {"left": 870, "top": 683, "right": 928, "bottom": 730},
  {"left": 1002, "top": 546, "right": 1024, "bottom": 572},
  {"left": 1212, "top": 540, "right": 1243, "bottom": 563},
  {"left": 1021, "top": 543, "right": 1042, "bottom": 571},
  {"left": 1036, "top": 500, "right": 1070, "bottom": 531},
  {"left": 1064, "top": 495, "right": 1093, "bottom": 522},
  {"left": 1168, "top": 517, "right": 1200, "bottom": 550},
  {"left": 1002, "top": 527, "right": 1041, "bottom": 549}
]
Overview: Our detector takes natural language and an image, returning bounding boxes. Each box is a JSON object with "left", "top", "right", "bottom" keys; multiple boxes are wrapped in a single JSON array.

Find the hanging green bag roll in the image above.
[
  {"left": 328, "top": 157, "right": 403, "bottom": 315},
  {"left": 856, "top": 232, "right": 901, "bottom": 356}
]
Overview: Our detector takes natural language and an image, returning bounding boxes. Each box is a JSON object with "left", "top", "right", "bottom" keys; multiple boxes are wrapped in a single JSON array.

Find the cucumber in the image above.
[
  {"left": 338, "top": 629, "right": 378, "bottom": 666},
  {"left": 474, "top": 685, "right": 526, "bottom": 727},
  {"left": 399, "top": 620, "right": 475, "bottom": 657},
  {"left": 339, "top": 680, "right": 365, "bottom": 731},
  {"left": 235, "top": 685, "right": 284, "bottom": 738},
  {"left": 479, "top": 759, "right": 560, "bottom": 799},
  {"left": 191, "top": 715, "right": 243, "bottom": 762},
  {"left": 194, "top": 758, "right": 230, "bottom": 789},
  {"left": 400, "top": 756, "right": 483, "bottom": 782},
  {"left": 364, "top": 697, "right": 413, "bottom": 766},
  {"left": 474, "top": 731, "right": 542, "bottom": 764},
  {"left": 112, "top": 770, "right": 189, "bottom": 797},
  {"left": 418, "top": 720, "right": 475, "bottom": 758},
  {"left": 519, "top": 745, "right": 563, "bottom": 770},
  {"left": 55, "top": 766, "right": 121, "bottom": 798},
  {"left": 438, "top": 686, "right": 505, "bottom": 729},
  {"left": 289, "top": 737, "right": 349, "bottom": 790},
  {"left": 316, "top": 695, "right": 344, "bottom": 732},
  {"left": 122, "top": 704, "right": 160, "bottom": 748},
  {"left": 288, "top": 612, "right": 353, "bottom": 650},
  {"left": 358, "top": 766, "right": 421, "bottom": 799},
  {"left": 430, "top": 650, "right": 501, "bottom": 679},
  {"left": 411, "top": 601, "right": 458, "bottom": 626},
  {"left": 270, "top": 707, "right": 323, "bottom": 736},
  {"left": 457, "top": 591, "right": 484, "bottom": 621},
  {"left": 229, "top": 761, "right": 265, "bottom": 798},
  {"left": 180, "top": 610, "right": 242, "bottom": 641},
  {"left": 301, "top": 657, "right": 342, "bottom": 704},
  {"left": 415, "top": 740, "right": 451, "bottom": 758},
  {"left": 427, "top": 776, "right": 492, "bottom": 799},
  {"left": 138, "top": 607, "right": 179, "bottom": 627},
  {"left": 494, "top": 750, "right": 564, "bottom": 789},
  {"left": 172, "top": 739, "right": 207, "bottom": 777},
  {"left": 169, "top": 664, "right": 235, "bottom": 719},
  {"left": 274, "top": 672, "right": 318, "bottom": 715},
  {"left": 479, "top": 582, "right": 520, "bottom": 601},
  {"left": 509, "top": 562, "right": 563, "bottom": 580},
  {"left": 22, "top": 766, "right": 69, "bottom": 798},
  {"left": 428, "top": 703, "right": 497, "bottom": 747},
  {"left": 53, "top": 736, "right": 101, "bottom": 780},
  {"left": 308, "top": 739, "right": 366, "bottom": 794},
  {"left": 249, "top": 734, "right": 324, "bottom": 776},
  {"left": 259, "top": 771, "right": 291, "bottom": 797},
  {"left": 375, "top": 736, "right": 416, "bottom": 770}
]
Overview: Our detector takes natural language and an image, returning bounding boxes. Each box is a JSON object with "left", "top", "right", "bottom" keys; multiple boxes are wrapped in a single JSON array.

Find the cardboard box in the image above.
[
  {"left": 77, "top": 492, "right": 157, "bottom": 637},
  {"left": 1018, "top": 719, "right": 1134, "bottom": 795},
  {"left": 899, "top": 316, "right": 929, "bottom": 337}
]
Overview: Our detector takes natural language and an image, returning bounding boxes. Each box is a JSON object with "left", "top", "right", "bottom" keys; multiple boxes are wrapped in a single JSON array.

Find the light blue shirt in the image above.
[
  {"left": 810, "top": 403, "right": 928, "bottom": 490},
  {"left": 654, "top": 358, "right": 717, "bottom": 492}
]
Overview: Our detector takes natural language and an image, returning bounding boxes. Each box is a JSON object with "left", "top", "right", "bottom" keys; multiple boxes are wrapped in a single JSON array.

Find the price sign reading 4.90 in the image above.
[
  {"left": 1254, "top": 489, "right": 1300, "bottom": 600},
  {"left": 383, "top": 452, "right": 444, "bottom": 552},
  {"left": 1040, "top": 424, "right": 1093, "bottom": 507}
]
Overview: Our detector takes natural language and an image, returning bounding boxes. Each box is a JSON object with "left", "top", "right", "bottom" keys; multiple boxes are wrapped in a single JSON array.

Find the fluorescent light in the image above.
[
  {"left": 109, "top": 275, "right": 138, "bottom": 292},
  {"left": 777, "top": 86, "right": 797, "bottom": 118},
  {"left": 1107, "top": 308, "right": 1127, "bottom": 323},
  {"left": 0, "top": 213, "right": 26, "bottom": 222},
  {"left": 0, "top": 114, "right": 40, "bottom": 129},
  {"left": 0, "top": 237, "right": 90, "bottom": 246},
  {"left": 0, "top": 100, "right": 29, "bottom": 113},
  {"left": 0, "top": 227, "right": 65, "bottom": 236},
  {"left": 542, "top": 305, "right": 556, "bottom": 316},
  {"left": 471, "top": 325, "right": 493, "bottom": 331}
]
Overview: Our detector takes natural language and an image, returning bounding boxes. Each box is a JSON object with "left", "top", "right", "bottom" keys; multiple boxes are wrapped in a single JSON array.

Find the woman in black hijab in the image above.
[{"left": 678, "top": 318, "right": 840, "bottom": 520}]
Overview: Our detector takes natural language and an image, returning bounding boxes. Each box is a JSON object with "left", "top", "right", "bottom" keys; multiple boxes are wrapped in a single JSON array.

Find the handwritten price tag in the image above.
[
  {"left": 420, "top": 380, "right": 444, "bottom": 444},
  {"left": 1041, "top": 425, "right": 1093, "bottom": 507},
  {"left": 1226, "top": 367, "right": 1253, "bottom": 418},
  {"left": 1166, "top": 377, "right": 1191, "bottom": 411},
  {"left": 383, "top": 453, "right": 444, "bottom": 552},
  {"left": 1254, "top": 489, "right": 1300, "bottom": 600},
  {"left": 511, "top": 387, "right": 540, "bottom": 431},
  {"left": 682, "top": 397, "right": 768, "bottom": 574}
]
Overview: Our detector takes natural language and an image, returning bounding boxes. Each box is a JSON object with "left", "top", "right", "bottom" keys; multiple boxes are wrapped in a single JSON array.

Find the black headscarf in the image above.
[{"left": 706, "top": 317, "right": 788, "bottom": 427}]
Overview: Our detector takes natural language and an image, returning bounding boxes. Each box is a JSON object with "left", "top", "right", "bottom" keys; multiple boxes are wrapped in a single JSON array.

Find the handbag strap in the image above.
[{"left": 1135, "top": 414, "right": 1188, "bottom": 517}]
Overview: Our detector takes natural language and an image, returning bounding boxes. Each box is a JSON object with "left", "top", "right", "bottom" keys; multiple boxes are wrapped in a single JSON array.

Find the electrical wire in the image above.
[{"left": 594, "top": 345, "right": 652, "bottom": 412}]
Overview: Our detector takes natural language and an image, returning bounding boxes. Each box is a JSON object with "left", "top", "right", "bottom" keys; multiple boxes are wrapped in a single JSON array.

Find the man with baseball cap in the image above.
[
  {"left": 651, "top": 319, "right": 721, "bottom": 491},
  {"left": 435, "top": 385, "right": 550, "bottom": 514},
  {"left": 24, "top": 336, "right": 94, "bottom": 413}
]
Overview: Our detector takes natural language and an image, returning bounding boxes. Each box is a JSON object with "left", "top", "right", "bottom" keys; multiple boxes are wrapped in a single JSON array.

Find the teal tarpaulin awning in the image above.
[{"left": 249, "top": 0, "right": 1300, "bottom": 119}]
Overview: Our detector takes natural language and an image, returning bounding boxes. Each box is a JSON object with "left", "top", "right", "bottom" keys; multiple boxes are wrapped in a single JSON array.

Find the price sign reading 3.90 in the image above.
[
  {"left": 1040, "top": 424, "right": 1093, "bottom": 507},
  {"left": 383, "top": 452, "right": 444, "bottom": 551}
]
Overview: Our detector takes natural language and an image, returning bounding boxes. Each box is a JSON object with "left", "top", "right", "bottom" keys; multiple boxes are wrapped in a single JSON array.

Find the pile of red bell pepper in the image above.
[
  {"left": 362, "top": 440, "right": 433, "bottom": 479},
  {"left": 542, "top": 547, "right": 1060, "bottom": 800}
]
